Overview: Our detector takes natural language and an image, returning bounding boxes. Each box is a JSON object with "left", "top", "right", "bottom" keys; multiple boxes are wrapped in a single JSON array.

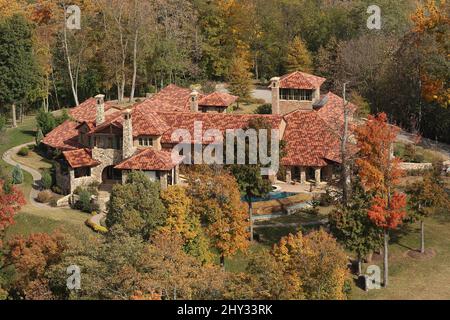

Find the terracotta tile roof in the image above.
[
  {"left": 281, "top": 110, "right": 341, "bottom": 167},
  {"left": 69, "top": 98, "right": 119, "bottom": 123},
  {"left": 315, "top": 92, "right": 358, "bottom": 134},
  {"left": 62, "top": 148, "right": 100, "bottom": 169},
  {"left": 199, "top": 92, "right": 238, "bottom": 107},
  {"left": 42, "top": 120, "right": 82, "bottom": 151},
  {"left": 156, "top": 112, "right": 283, "bottom": 144},
  {"left": 90, "top": 108, "right": 169, "bottom": 137},
  {"left": 136, "top": 84, "right": 199, "bottom": 113},
  {"left": 114, "top": 148, "right": 183, "bottom": 171},
  {"left": 279, "top": 71, "right": 326, "bottom": 89}
]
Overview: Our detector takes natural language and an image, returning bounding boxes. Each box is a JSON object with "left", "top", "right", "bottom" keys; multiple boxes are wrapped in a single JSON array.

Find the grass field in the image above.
[{"left": 1, "top": 116, "right": 92, "bottom": 240}]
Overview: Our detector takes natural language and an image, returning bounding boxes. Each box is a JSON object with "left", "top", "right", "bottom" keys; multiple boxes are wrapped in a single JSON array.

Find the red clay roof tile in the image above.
[
  {"left": 279, "top": 71, "right": 326, "bottom": 89},
  {"left": 114, "top": 148, "right": 182, "bottom": 171},
  {"left": 199, "top": 92, "right": 238, "bottom": 107},
  {"left": 62, "top": 148, "right": 100, "bottom": 168}
]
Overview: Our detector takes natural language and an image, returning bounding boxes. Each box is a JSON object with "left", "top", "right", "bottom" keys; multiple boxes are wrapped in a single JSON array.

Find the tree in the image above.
[
  {"left": 406, "top": 173, "right": 450, "bottom": 253},
  {"left": 254, "top": 103, "right": 272, "bottom": 115},
  {"left": 355, "top": 113, "right": 406, "bottom": 287},
  {"left": 227, "top": 49, "right": 254, "bottom": 101},
  {"left": 286, "top": 36, "right": 313, "bottom": 73},
  {"left": 160, "top": 185, "right": 213, "bottom": 264},
  {"left": 3, "top": 231, "right": 67, "bottom": 300},
  {"left": 41, "top": 170, "right": 52, "bottom": 190},
  {"left": 35, "top": 128, "right": 44, "bottom": 146},
  {"left": 11, "top": 165, "right": 24, "bottom": 185},
  {"left": 187, "top": 170, "right": 249, "bottom": 268},
  {"left": 107, "top": 171, "right": 166, "bottom": 239},
  {"left": 0, "top": 14, "right": 40, "bottom": 121},
  {"left": 35, "top": 109, "right": 56, "bottom": 135},
  {"left": 329, "top": 182, "right": 383, "bottom": 275},
  {"left": 271, "top": 229, "right": 348, "bottom": 300},
  {"left": 0, "top": 179, "right": 26, "bottom": 245}
]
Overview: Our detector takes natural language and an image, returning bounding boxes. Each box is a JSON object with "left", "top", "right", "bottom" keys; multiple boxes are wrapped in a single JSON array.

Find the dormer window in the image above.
[
  {"left": 139, "top": 137, "right": 153, "bottom": 147},
  {"left": 280, "top": 89, "right": 313, "bottom": 101}
]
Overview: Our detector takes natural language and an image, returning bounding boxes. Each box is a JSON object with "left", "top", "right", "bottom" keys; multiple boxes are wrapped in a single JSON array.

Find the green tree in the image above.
[
  {"left": 41, "top": 170, "right": 52, "bottom": 190},
  {"left": 254, "top": 104, "right": 272, "bottom": 114},
  {"left": 11, "top": 165, "right": 24, "bottom": 185},
  {"left": 405, "top": 173, "right": 450, "bottom": 253},
  {"left": 35, "top": 109, "right": 56, "bottom": 135},
  {"left": 35, "top": 128, "right": 44, "bottom": 146},
  {"left": 0, "top": 14, "right": 40, "bottom": 117},
  {"left": 329, "top": 182, "right": 383, "bottom": 275},
  {"left": 286, "top": 36, "right": 313, "bottom": 73},
  {"left": 107, "top": 171, "right": 166, "bottom": 239}
]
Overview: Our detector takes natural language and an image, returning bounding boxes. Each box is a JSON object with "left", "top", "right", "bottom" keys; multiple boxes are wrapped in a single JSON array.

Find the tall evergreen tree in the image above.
[
  {"left": 0, "top": 14, "right": 40, "bottom": 116},
  {"left": 286, "top": 36, "right": 313, "bottom": 73}
]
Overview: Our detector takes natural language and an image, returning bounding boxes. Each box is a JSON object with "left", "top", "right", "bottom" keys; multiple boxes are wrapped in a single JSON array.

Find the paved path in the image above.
[
  {"left": 254, "top": 219, "right": 328, "bottom": 229},
  {"left": 1, "top": 142, "right": 57, "bottom": 209}
]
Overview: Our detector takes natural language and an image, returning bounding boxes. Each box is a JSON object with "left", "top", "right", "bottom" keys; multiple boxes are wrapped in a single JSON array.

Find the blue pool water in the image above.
[{"left": 244, "top": 191, "right": 298, "bottom": 203}]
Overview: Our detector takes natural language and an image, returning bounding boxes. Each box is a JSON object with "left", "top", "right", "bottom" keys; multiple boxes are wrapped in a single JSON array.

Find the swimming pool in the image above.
[{"left": 244, "top": 191, "right": 298, "bottom": 203}]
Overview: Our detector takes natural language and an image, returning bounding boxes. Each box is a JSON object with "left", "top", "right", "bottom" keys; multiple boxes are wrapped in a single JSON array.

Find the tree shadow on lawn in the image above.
[{"left": 389, "top": 223, "right": 417, "bottom": 252}]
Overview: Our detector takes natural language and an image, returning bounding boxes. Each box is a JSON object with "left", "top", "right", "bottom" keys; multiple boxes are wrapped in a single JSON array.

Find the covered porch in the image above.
[{"left": 284, "top": 164, "right": 338, "bottom": 186}]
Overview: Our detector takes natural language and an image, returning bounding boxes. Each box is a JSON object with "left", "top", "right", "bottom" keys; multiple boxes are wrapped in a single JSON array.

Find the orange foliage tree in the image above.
[
  {"left": 0, "top": 180, "right": 26, "bottom": 246},
  {"left": 355, "top": 113, "right": 406, "bottom": 287}
]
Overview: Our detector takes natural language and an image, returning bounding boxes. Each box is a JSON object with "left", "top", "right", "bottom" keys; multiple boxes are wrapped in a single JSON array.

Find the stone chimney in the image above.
[
  {"left": 122, "top": 109, "right": 136, "bottom": 159},
  {"left": 95, "top": 94, "right": 106, "bottom": 125},
  {"left": 190, "top": 90, "right": 199, "bottom": 112},
  {"left": 270, "top": 77, "right": 280, "bottom": 115}
]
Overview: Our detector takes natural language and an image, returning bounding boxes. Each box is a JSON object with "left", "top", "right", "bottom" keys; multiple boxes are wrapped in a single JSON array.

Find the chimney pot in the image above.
[{"left": 190, "top": 90, "right": 199, "bottom": 112}]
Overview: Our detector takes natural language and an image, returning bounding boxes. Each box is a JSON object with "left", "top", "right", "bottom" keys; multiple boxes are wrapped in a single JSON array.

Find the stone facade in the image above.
[
  {"left": 122, "top": 109, "right": 136, "bottom": 159},
  {"left": 95, "top": 94, "right": 106, "bottom": 125},
  {"left": 91, "top": 147, "right": 123, "bottom": 183}
]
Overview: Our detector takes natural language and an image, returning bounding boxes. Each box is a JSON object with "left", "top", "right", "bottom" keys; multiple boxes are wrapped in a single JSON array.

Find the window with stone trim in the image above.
[{"left": 280, "top": 89, "right": 313, "bottom": 101}]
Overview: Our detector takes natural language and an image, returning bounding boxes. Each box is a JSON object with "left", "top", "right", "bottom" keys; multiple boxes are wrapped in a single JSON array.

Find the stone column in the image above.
[
  {"left": 160, "top": 172, "right": 168, "bottom": 190},
  {"left": 300, "top": 167, "right": 307, "bottom": 184},
  {"left": 286, "top": 167, "right": 292, "bottom": 184},
  {"left": 95, "top": 94, "right": 106, "bottom": 125},
  {"left": 122, "top": 109, "right": 136, "bottom": 159},
  {"left": 190, "top": 90, "right": 199, "bottom": 112},
  {"left": 315, "top": 167, "right": 322, "bottom": 185},
  {"left": 271, "top": 77, "right": 280, "bottom": 115},
  {"left": 69, "top": 168, "right": 75, "bottom": 194}
]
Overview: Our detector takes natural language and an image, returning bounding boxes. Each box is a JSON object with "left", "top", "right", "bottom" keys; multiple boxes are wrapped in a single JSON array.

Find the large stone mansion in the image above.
[{"left": 42, "top": 71, "right": 356, "bottom": 194}]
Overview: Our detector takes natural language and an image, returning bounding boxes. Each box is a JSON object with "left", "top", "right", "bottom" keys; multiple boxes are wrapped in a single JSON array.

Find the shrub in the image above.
[
  {"left": 11, "top": 165, "right": 24, "bottom": 184},
  {"left": 41, "top": 170, "right": 53, "bottom": 190},
  {"left": 35, "top": 129, "right": 44, "bottom": 146},
  {"left": 17, "top": 146, "right": 29, "bottom": 157},
  {"left": 254, "top": 103, "right": 272, "bottom": 114},
  {"left": 74, "top": 189, "right": 99, "bottom": 213},
  {"left": 318, "top": 189, "right": 335, "bottom": 206},
  {"left": 0, "top": 114, "right": 6, "bottom": 131},
  {"left": 85, "top": 219, "right": 108, "bottom": 234},
  {"left": 36, "top": 190, "right": 53, "bottom": 203},
  {"left": 35, "top": 109, "right": 56, "bottom": 135},
  {"left": 51, "top": 185, "right": 63, "bottom": 195}
]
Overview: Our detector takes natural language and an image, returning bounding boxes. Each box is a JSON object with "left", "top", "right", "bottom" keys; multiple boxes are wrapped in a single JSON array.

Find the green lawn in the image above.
[{"left": 1, "top": 116, "right": 93, "bottom": 240}]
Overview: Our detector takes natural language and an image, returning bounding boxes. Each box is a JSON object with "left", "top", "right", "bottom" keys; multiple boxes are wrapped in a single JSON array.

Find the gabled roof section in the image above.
[
  {"left": 90, "top": 108, "right": 169, "bottom": 137},
  {"left": 62, "top": 148, "right": 100, "bottom": 169},
  {"left": 281, "top": 110, "right": 341, "bottom": 167},
  {"left": 69, "top": 98, "right": 119, "bottom": 123},
  {"left": 115, "top": 148, "right": 183, "bottom": 171},
  {"left": 316, "top": 92, "right": 358, "bottom": 132},
  {"left": 199, "top": 92, "right": 238, "bottom": 107},
  {"left": 42, "top": 120, "right": 82, "bottom": 151},
  {"left": 136, "top": 84, "right": 199, "bottom": 113},
  {"left": 279, "top": 71, "right": 326, "bottom": 89}
]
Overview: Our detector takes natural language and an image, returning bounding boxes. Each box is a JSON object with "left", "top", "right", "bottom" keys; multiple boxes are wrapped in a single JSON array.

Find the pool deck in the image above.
[{"left": 274, "top": 180, "right": 328, "bottom": 194}]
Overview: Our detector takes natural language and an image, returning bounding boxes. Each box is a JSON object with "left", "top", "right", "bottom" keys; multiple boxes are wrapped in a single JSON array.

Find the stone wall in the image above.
[
  {"left": 279, "top": 100, "right": 313, "bottom": 114},
  {"left": 91, "top": 147, "right": 123, "bottom": 183}
]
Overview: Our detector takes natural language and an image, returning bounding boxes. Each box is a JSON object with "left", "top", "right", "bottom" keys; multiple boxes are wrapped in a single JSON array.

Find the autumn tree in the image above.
[
  {"left": 355, "top": 113, "right": 406, "bottom": 287},
  {"left": 273, "top": 230, "right": 349, "bottom": 299},
  {"left": 286, "top": 36, "right": 313, "bottom": 73},
  {"left": 106, "top": 171, "right": 166, "bottom": 239},
  {"left": 160, "top": 185, "right": 213, "bottom": 264},
  {"left": 406, "top": 172, "right": 450, "bottom": 253},
  {"left": 0, "top": 179, "right": 26, "bottom": 246},
  {"left": 187, "top": 170, "right": 249, "bottom": 268},
  {"left": 2, "top": 231, "right": 67, "bottom": 300},
  {"left": 227, "top": 48, "right": 254, "bottom": 101}
]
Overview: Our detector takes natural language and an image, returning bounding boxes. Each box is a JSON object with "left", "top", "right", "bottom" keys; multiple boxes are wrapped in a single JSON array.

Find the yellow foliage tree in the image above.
[{"left": 286, "top": 36, "right": 313, "bottom": 73}]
